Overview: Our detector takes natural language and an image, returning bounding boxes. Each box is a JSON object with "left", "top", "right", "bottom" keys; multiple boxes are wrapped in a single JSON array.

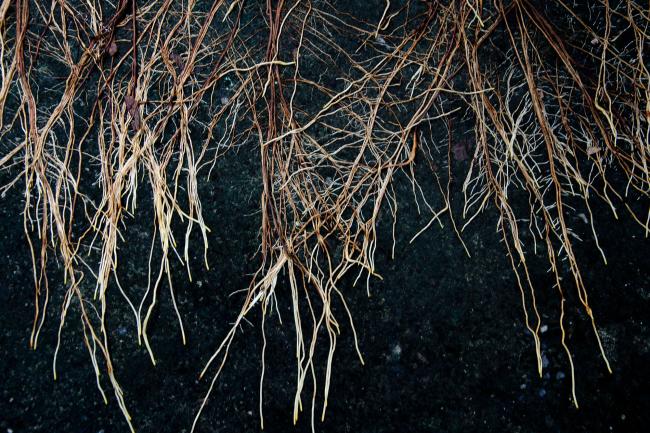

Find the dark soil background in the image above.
[
  {"left": 1, "top": 141, "right": 649, "bottom": 433},
  {"left": 1, "top": 1, "right": 649, "bottom": 433}
]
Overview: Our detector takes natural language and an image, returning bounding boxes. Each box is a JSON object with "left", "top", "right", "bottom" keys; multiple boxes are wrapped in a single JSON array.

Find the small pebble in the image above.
[
  {"left": 416, "top": 352, "right": 429, "bottom": 364},
  {"left": 538, "top": 388, "right": 547, "bottom": 398},
  {"left": 556, "top": 371, "right": 566, "bottom": 380},
  {"left": 107, "top": 42, "right": 117, "bottom": 56},
  {"left": 391, "top": 344, "right": 402, "bottom": 359},
  {"left": 540, "top": 324, "right": 548, "bottom": 333}
]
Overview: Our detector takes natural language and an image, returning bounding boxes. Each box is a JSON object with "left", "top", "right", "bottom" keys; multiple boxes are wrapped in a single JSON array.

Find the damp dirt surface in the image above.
[{"left": 1, "top": 1, "right": 650, "bottom": 433}]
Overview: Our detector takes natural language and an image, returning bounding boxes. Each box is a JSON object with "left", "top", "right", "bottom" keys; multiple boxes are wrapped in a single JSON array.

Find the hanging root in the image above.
[{"left": 0, "top": 0, "right": 647, "bottom": 431}]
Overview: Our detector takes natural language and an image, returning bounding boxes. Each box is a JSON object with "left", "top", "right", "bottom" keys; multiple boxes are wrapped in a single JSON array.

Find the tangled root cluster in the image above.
[{"left": 0, "top": 0, "right": 647, "bottom": 431}]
